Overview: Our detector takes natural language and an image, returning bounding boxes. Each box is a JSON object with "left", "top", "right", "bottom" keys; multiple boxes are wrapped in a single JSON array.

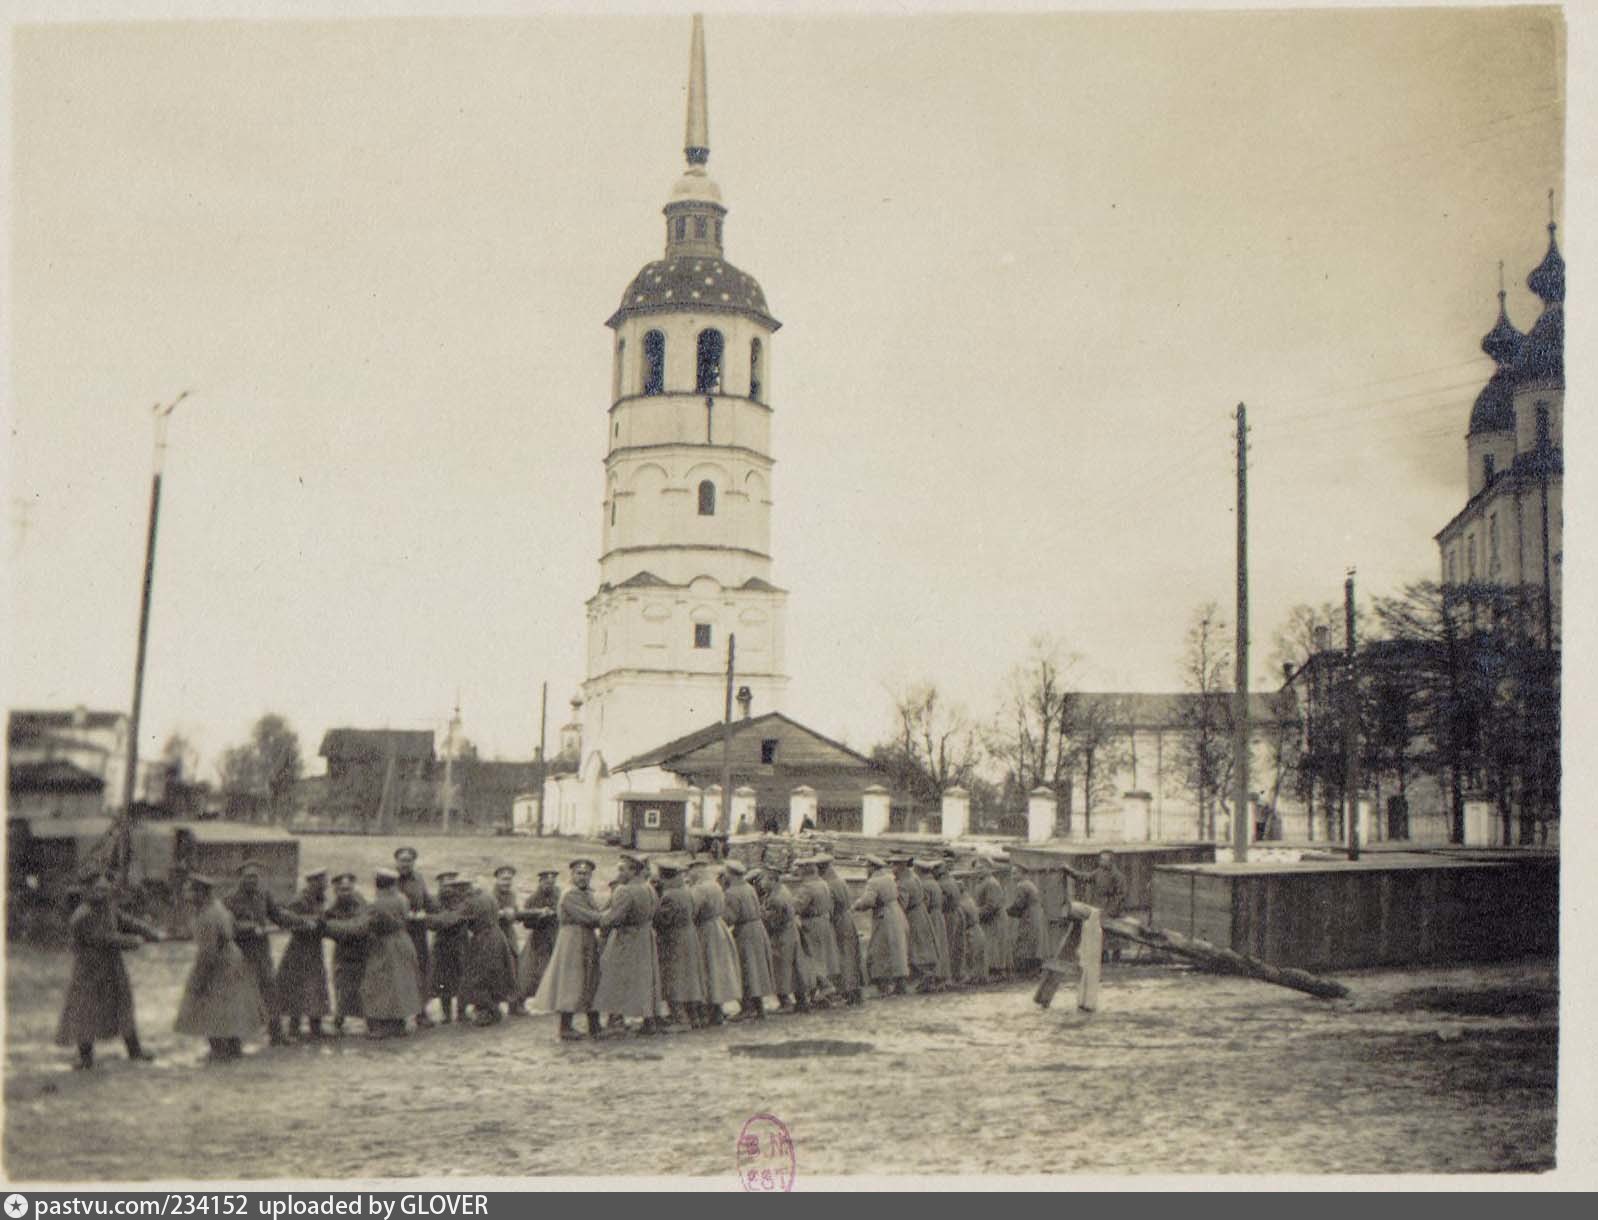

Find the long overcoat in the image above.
[
  {"left": 359, "top": 888, "right": 423, "bottom": 1020},
  {"left": 690, "top": 880, "right": 743, "bottom": 1006},
  {"left": 516, "top": 883, "right": 561, "bottom": 999},
  {"left": 462, "top": 889, "right": 518, "bottom": 1009},
  {"left": 823, "top": 869, "right": 865, "bottom": 992},
  {"left": 654, "top": 880, "right": 707, "bottom": 1004},
  {"left": 224, "top": 885, "right": 287, "bottom": 1017},
  {"left": 762, "top": 882, "right": 808, "bottom": 996},
  {"left": 426, "top": 895, "right": 469, "bottom": 999},
  {"left": 1007, "top": 877, "right": 1049, "bottom": 965},
  {"left": 852, "top": 870, "right": 910, "bottom": 983},
  {"left": 938, "top": 876, "right": 965, "bottom": 976},
  {"left": 322, "top": 892, "right": 370, "bottom": 1018},
  {"left": 175, "top": 898, "right": 268, "bottom": 1039},
  {"left": 795, "top": 877, "right": 841, "bottom": 982},
  {"left": 976, "top": 874, "right": 1011, "bottom": 972},
  {"left": 919, "top": 873, "right": 952, "bottom": 980},
  {"left": 898, "top": 871, "right": 940, "bottom": 972},
  {"left": 722, "top": 879, "right": 775, "bottom": 999},
  {"left": 395, "top": 872, "right": 437, "bottom": 999},
  {"left": 274, "top": 887, "right": 331, "bottom": 1019},
  {"left": 592, "top": 881, "right": 662, "bottom": 1018},
  {"left": 959, "top": 892, "right": 988, "bottom": 981},
  {"left": 55, "top": 902, "right": 155, "bottom": 1046},
  {"left": 530, "top": 887, "right": 602, "bottom": 1015}
]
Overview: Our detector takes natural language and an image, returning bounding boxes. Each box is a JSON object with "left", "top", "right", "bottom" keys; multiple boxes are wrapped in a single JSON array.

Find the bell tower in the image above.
[{"left": 579, "top": 15, "right": 790, "bottom": 770}]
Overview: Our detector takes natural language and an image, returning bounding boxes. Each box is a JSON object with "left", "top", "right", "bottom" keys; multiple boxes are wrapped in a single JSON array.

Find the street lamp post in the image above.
[{"left": 118, "top": 390, "right": 191, "bottom": 883}]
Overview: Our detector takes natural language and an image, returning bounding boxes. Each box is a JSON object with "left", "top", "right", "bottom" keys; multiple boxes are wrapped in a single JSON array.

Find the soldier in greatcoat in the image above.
[
  {"left": 224, "top": 859, "right": 292, "bottom": 1045},
  {"left": 792, "top": 857, "right": 839, "bottom": 1007},
  {"left": 321, "top": 871, "right": 370, "bottom": 1034},
  {"left": 818, "top": 854, "right": 864, "bottom": 1005},
  {"left": 955, "top": 871, "right": 988, "bottom": 983},
  {"left": 55, "top": 872, "right": 161, "bottom": 1070},
  {"left": 975, "top": 859, "right": 1010, "bottom": 981},
  {"left": 531, "top": 859, "right": 603, "bottom": 1041},
  {"left": 892, "top": 855, "right": 940, "bottom": 992},
  {"left": 274, "top": 868, "right": 333, "bottom": 1039},
  {"left": 719, "top": 858, "right": 773, "bottom": 1019},
  {"left": 592, "top": 853, "right": 664, "bottom": 1035},
  {"left": 360, "top": 868, "right": 423, "bottom": 1039},
  {"left": 915, "top": 859, "right": 953, "bottom": 988},
  {"left": 1063, "top": 851, "right": 1129, "bottom": 960},
  {"left": 688, "top": 858, "right": 741, "bottom": 1026},
  {"left": 653, "top": 859, "right": 708, "bottom": 1028},
  {"left": 935, "top": 859, "right": 967, "bottom": 987},
  {"left": 852, "top": 855, "right": 910, "bottom": 995},
  {"left": 393, "top": 846, "right": 437, "bottom": 1028},
  {"left": 489, "top": 865, "right": 528, "bottom": 1015},
  {"left": 175, "top": 874, "right": 269, "bottom": 1062},
  {"left": 516, "top": 869, "right": 562, "bottom": 1003},
  {"left": 461, "top": 878, "right": 518, "bottom": 1026},
  {"left": 992, "top": 856, "right": 1020, "bottom": 976},
  {"left": 1006, "top": 869, "right": 1049, "bottom": 976},
  {"left": 426, "top": 873, "right": 470, "bottom": 1023},
  {"left": 761, "top": 869, "right": 811, "bottom": 1013}
]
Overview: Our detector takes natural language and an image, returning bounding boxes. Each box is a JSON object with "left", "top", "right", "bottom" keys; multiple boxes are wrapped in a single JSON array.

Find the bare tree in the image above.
[
  {"left": 1175, "top": 603, "right": 1235, "bottom": 840},
  {"left": 873, "top": 680, "right": 981, "bottom": 811},
  {"left": 214, "top": 714, "right": 304, "bottom": 823},
  {"left": 1060, "top": 693, "right": 1131, "bottom": 836},
  {"left": 987, "top": 635, "right": 1077, "bottom": 809}
]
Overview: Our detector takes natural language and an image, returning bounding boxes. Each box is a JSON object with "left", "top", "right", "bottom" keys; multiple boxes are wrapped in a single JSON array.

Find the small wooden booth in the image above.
[{"left": 618, "top": 791, "right": 694, "bottom": 853}]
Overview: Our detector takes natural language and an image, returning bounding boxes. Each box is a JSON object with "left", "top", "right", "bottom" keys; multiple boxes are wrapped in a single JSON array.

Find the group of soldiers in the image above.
[{"left": 55, "top": 841, "right": 1128, "bottom": 1064}]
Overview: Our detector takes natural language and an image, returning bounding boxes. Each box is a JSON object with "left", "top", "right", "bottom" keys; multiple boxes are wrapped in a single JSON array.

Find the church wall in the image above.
[{"left": 581, "top": 669, "right": 790, "bottom": 775}]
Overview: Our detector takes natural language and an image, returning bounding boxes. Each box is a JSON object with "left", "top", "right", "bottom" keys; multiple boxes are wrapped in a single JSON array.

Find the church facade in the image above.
[{"left": 544, "top": 18, "right": 792, "bottom": 837}]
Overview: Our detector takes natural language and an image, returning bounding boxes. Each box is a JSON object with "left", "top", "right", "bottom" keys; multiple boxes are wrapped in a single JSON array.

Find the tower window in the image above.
[
  {"left": 1535, "top": 404, "right": 1551, "bottom": 451},
  {"left": 715, "top": 219, "right": 723, "bottom": 244},
  {"left": 698, "top": 480, "right": 716, "bottom": 516},
  {"left": 1483, "top": 452, "right": 1495, "bottom": 485},
  {"left": 694, "top": 216, "right": 708, "bottom": 240},
  {"left": 696, "top": 328, "right": 724, "bottom": 393},
  {"left": 642, "top": 330, "right": 666, "bottom": 396},
  {"left": 674, "top": 217, "right": 686, "bottom": 241},
  {"left": 1467, "top": 537, "right": 1477, "bottom": 580},
  {"left": 614, "top": 338, "right": 626, "bottom": 399},
  {"left": 749, "top": 337, "right": 764, "bottom": 402},
  {"left": 1489, "top": 512, "right": 1499, "bottom": 570},
  {"left": 610, "top": 499, "right": 616, "bottom": 527},
  {"left": 694, "top": 623, "right": 712, "bottom": 649},
  {"left": 761, "top": 739, "right": 778, "bottom": 765}
]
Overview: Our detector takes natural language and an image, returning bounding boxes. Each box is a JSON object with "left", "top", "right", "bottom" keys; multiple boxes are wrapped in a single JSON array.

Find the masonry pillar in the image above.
[
  {"left": 1462, "top": 794, "right": 1496, "bottom": 847},
  {"left": 1027, "top": 786, "right": 1058, "bottom": 844},
  {"left": 941, "top": 786, "right": 970, "bottom": 839},
  {"left": 734, "top": 786, "right": 758, "bottom": 833},
  {"left": 861, "top": 785, "right": 891, "bottom": 837},
  {"left": 685, "top": 785, "right": 704, "bottom": 831},
  {"left": 703, "top": 785, "right": 723, "bottom": 836},
  {"left": 1121, "top": 791, "right": 1152, "bottom": 842},
  {"left": 789, "top": 785, "right": 817, "bottom": 835}
]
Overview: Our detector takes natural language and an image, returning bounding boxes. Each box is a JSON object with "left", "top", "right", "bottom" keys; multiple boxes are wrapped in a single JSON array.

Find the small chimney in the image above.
[{"left": 736, "top": 686, "right": 753, "bottom": 720}]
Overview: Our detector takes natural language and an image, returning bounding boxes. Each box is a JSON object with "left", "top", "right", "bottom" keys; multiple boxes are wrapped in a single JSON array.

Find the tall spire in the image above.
[
  {"left": 1527, "top": 189, "right": 1564, "bottom": 305},
  {"left": 685, "top": 14, "right": 709, "bottom": 167}
]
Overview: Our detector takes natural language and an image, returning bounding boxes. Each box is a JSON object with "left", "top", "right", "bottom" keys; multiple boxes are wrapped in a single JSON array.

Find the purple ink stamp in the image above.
[{"left": 736, "top": 1113, "right": 796, "bottom": 1192}]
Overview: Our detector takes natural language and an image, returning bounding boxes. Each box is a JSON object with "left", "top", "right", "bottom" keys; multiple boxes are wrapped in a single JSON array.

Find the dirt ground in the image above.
[{"left": 3, "top": 837, "right": 1559, "bottom": 1182}]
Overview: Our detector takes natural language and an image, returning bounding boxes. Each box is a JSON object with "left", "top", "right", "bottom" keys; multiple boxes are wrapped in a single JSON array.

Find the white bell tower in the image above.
[{"left": 579, "top": 16, "right": 790, "bottom": 770}]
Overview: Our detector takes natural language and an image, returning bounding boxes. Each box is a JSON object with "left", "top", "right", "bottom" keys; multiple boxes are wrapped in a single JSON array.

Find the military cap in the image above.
[
  {"left": 393, "top": 846, "right": 418, "bottom": 862},
  {"left": 991, "top": 852, "right": 1012, "bottom": 864},
  {"left": 886, "top": 853, "right": 913, "bottom": 865},
  {"left": 619, "top": 851, "right": 647, "bottom": 869},
  {"left": 435, "top": 870, "right": 460, "bottom": 884},
  {"left": 567, "top": 859, "right": 595, "bottom": 872},
  {"left": 238, "top": 859, "right": 263, "bottom": 876},
  {"left": 331, "top": 870, "right": 357, "bottom": 884},
  {"left": 304, "top": 868, "right": 328, "bottom": 883},
  {"left": 494, "top": 864, "right": 517, "bottom": 879},
  {"left": 913, "top": 857, "right": 938, "bottom": 870},
  {"left": 811, "top": 853, "right": 834, "bottom": 866},
  {"left": 445, "top": 877, "right": 472, "bottom": 891},
  {"left": 793, "top": 855, "right": 819, "bottom": 869},
  {"left": 723, "top": 858, "right": 748, "bottom": 876},
  {"left": 862, "top": 854, "right": 887, "bottom": 869},
  {"left": 374, "top": 867, "right": 399, "bottom": 883},
  {"left": 655, "top": 859, "right": 685, "bottom": 877}
]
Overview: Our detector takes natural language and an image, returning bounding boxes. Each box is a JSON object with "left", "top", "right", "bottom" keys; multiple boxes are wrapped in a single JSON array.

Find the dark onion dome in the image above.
[
  {"left": 1468, "top": 370, "right": 1517, "bottom": 436},
  {"left": 607, "top": 256, "right": 779, "bottom": 330},
  {"left": 1480, "top": 294, "right": 1523, "bottom": 366},
  {"left": 1527, "top": 223, "right": 1565, "bottom": 304},
  {"left": 1509, "top": 300, "right": 1562, "bottom": 387}
]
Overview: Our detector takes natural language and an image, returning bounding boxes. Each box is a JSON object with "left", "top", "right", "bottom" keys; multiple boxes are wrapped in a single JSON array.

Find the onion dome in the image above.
[
  {"left": 1527, "top": 221, "right": 1564, "bottom": 305},
  {"left": 1480, "top": 289, "right": 1523, "bottom": 367},
  {"left": 1468, "top": 371, "right": 1517, "bottom": 436},
  {"left": 609, "top": 256, "right": 777, "bottom": 329},
  {"left": 1509, "top": 220, "right": 1564, "bottom": 388}
]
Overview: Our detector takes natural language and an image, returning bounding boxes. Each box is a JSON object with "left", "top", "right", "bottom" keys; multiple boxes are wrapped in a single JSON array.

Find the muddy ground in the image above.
[{"left": 3, "top": 835, "right": 1560, "bottom": 1181}]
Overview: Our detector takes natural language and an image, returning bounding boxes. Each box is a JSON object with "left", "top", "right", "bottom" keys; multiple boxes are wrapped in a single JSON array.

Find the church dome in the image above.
[
  {"left": 608, "top": 256, "right": 779, "bottom": 329},
  {"left": 1509, "top": 302, "right": 1562, "bottom": 387},
  {"left": 1527, "top": 226, "right": 1564, "bottom": 304},
  {"left": 1479, "top": 299, "right": 1523, "bottom": 366},
  {"left": 1468, "top": 370, "right": 1517, "bottom": 436}
]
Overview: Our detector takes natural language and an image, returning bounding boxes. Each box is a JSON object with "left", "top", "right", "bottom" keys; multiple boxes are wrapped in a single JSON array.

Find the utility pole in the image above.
[
  {"left": 535, "top": 681, "right": 548, "bottom": 836},
  {"left": 119, "top": 390, "right": 191, "bottom": 883},
  {"left": 719, "top": 633, "right": 736, "bottom": 834},
  {"left": 1344, "top": 569, "right": 1360, "bottom": 861},
  {"left": 1233, "top": 404, "right": 1250, "bottom": 864},
  {"left": 441, "top": 693, "right": 461, "bottom": 834}
]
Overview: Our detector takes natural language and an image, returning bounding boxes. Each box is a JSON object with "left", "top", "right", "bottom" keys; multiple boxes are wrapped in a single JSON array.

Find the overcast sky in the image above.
[{"left": 2, "top": 1, "right": 1576, "bottom": 776}]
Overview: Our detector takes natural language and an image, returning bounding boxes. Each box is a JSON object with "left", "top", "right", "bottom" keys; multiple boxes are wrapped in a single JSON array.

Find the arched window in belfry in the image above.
[
  {"left": 642, "top": 330, "right": 666, "bottom": 396},
  {"left": 698, "top": 480, "right": 717, "bottom": 516},
  {"left": 614, "top": 338, "right": 626, "bottom": 400},
  {"left": 696, "top": 329, "right": 724, "bottom": 393},
  {"left": 749, "top": 337, "right": 764, "bottom": 402}
]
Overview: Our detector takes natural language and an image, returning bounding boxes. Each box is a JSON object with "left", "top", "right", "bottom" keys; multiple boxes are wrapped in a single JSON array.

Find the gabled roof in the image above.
[
  {"left": 616, "top": 570, "right": 673, "bottom": 589},
  {"left": 8, "top": 759, "right": 108, "bottom": 793},
  {"left": 318, "top": 729, "right": 435, "bottom": 762},
  {"left": 616, "top": 711, "right": 874, "bottom": 773}
]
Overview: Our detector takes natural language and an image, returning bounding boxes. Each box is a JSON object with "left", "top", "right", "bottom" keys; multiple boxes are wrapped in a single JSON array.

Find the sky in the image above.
[{"left": 1, "top": 1, "right": 1578, "bottom": 779}]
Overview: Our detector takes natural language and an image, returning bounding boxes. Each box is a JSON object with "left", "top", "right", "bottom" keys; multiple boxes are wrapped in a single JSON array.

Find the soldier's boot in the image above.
[
  {"left": 606, "top": 1013, "right": 626, "bottom": 1030},
  {"left": 205, "top": 1038, "right": 228, "bottom": 1062},
  {"left": 850, "top": 988, "right": 865, "bottom": 1006},
  {"left": 706, "top": 1004, "right": 726, "bottom": 1027},
  {"left": 557, "top": 1013, "right": 583, "bottom": 1042},
  {"left": 124, "top": 1033, "right": 154, "bottom": 1062},
  {"left": 414, "top": 1008, "right": 436, "bottom": 1029},
  {"left": 331, "top": 1014, "right": 346, "bottom": 1036},
  {"left": 75, "top": 1042, "right": 94, "bottom": 1070},
  {"left": 586, "top": 1012, "right": 603, "bottom": 1039},
  {"left": 268, "top": 1019, "right": 289, "bottom": 1047},
  {"left": 285, "top": 1017, "right": 302, "bottom": 1041},
  {"left": 638, "top": 1017, "right": 662, "bottom": 1037}
]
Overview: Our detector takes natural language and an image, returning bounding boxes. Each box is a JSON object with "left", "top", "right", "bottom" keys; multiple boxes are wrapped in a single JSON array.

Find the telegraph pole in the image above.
[
  {"left": 719, "top": 633, "right": 736, "bottom": 834},
  {"left": 441, "top": 693, "right": 461, "bottom": 834},
  {"left": 1344, "top": 569, "right": 1360, "bottom": 861},
  {"left": 1233, "top": 404, "right": 1250, "bottom": 863},
  {"left": 535, "top": 680, "right": 548, "bottom": 835},
  {"left": 120, "top": 390, "right": 191, "bottom": 883}
]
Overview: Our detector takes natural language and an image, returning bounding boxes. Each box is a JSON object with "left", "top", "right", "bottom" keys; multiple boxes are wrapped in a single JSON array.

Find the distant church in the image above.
[{"left": 540, "top": 18, "right": 884, "bottom": 839}]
